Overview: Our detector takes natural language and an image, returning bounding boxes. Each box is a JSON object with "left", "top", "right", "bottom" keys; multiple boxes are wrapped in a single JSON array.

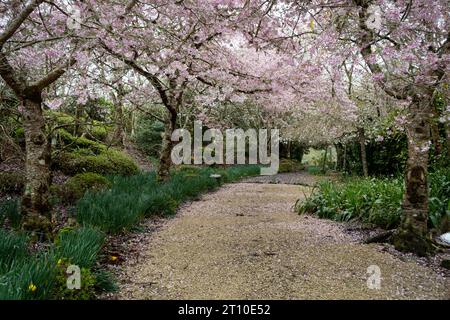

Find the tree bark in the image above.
[
  {"left": 358, "top": 127, "right": 368, "bottom": 177},
  {"left": 393, "top": 96, "right": 433, "bottom": 256},
  {"left": 112, "top": 102, "right": 125, "bottom": 146},
  {"left": 430, "top": 106, "right": 442, "bottom": 157},
  {"left": 156, "top": 111, "right": 177, "bottom": 182},
  {"left": 20, "top": 93, "right": 52, "bottom": 237},
  {"left": 335, "top": 143, "right": 344, "bottom": 171}
]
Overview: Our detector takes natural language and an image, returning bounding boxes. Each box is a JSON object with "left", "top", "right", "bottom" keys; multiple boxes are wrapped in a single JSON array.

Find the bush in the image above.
[
  {"left": 53, "top": 262, "right": 96, "bottom": 300},
  {"left": 55, "top": 148, "right": 138, "bottom": 177},
  {"left": 55, "top": 227, "right": 105, "bottom": 268},
  {"left": 278, "top": 159, "right": 303, "bottom": 173},
  {"left": 0, "top": 172, "right": 25, "bottom": 194},
  {"left": 0, "top": 197, "right": 22, "bottom": 228},
  {"left": 55, "top": 173, "right": 111, "bottom": 204}
]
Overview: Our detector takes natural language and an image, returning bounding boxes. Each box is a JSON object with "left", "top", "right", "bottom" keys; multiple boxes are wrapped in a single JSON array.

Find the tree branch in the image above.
[{"left": 0, "top": 0, "right": 44, "bottom": 47}]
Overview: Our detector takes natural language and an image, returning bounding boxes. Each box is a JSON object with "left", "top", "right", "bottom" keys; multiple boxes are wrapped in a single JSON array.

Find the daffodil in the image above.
[
  {"left": 110, "top": 256, "right": 118, "bottom": 262},
  {"left": 28, "top": 283, "right": 37, "bottom": 293}
]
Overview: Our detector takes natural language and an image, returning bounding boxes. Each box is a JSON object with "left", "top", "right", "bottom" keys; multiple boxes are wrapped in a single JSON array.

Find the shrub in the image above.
[
  {"left": 307, "top": 165, "right": 322, "bottom": 175},
  {"left": 278, "top": 159, "right": 303, "bottom": 173},
  {"left": 55, "top": 227, "right": 105, "bottom": 269},
  {"left": 56, "top": 173, "right": 111, "bottom": 204},
  {"left": 0, "top": 172, "right": 25, "bottom": 194},
  {"left": 0, "top": 197, "right": 22, "bottom": 229},
  {"left": 53, "top": 262, "right": 96, "bottom": 300},
  {"left": 86, "top": 121, "right": 110, "bottom": 142},
  {"left": 55, "top": 129, "right": 105, "bottom": 153},
  {"left": 55, "top": 148, "right": 138, "bottom": 177}
]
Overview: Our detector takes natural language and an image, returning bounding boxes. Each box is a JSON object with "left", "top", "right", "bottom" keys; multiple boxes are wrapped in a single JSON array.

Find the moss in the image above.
[
  {"left": 53, "top": 173, "right": 112, "bottom": 204},
  {"left": 54, "top": 149, "right": 138, "bottom": 177},
  {"left": 0, "top": 172, "right": 25, "bottom": 194},
  {"left": 55, "top": 129, "right": 105, "bottom": 153},
  {"left": 87, "top": 124, "right": 109, "bottom": 142},
  {"left": 52, "top": 129, "right": 138, "bottom": 176}
]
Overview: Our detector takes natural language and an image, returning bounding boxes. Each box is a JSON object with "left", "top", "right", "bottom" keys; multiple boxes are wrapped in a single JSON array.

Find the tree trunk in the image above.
[
  {"left": 112, "top": 102, "right": 125, "bottom": 146},
  {"left": 358, "top": 127, "right": 368, "bottom": 177},
  {"left": 335, "top": 143, "right": 344, "bottom": 171},
  {"left": 156, "top": 111, "right": 177, "bottom": 182},
  {"left": 20, "top": 94, "right": 52, "bottom": 237},
  {"left": 393, "top": 96, "right": 433, "bottom": 256},
  {"left": 430, "top": 106, "right": 442, "bottom": 158},
  {"left": 321, "top": 146, "right": 328, "bottom": 173}
]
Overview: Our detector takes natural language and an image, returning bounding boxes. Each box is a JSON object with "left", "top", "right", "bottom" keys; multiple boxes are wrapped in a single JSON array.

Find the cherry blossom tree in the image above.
[
  {"left": 0, "top": 0, "right": 90, "bottom": 233},
  {"left": 283, "top": 0, "right": 449, "bottom": 254}
]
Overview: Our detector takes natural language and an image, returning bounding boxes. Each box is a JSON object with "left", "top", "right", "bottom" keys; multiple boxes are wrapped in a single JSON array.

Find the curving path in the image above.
[{"left": 114, "top": 181, "right": 449, "bottom": 299}]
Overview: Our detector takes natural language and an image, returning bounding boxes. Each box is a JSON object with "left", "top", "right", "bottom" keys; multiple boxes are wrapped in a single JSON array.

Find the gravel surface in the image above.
[
  {"left": 111, "top": 182, "right": 449, "bottom": 300},
  {"left": 242, "top": 171, "right": 331, "bottom": 186}
]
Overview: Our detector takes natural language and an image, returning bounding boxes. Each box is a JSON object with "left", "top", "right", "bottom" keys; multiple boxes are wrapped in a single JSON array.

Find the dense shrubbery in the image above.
[
  {"left": 52, "top": 129, "right": 138, "bottom": 176},
  {"left": 278, "top": 159, "right": 303, "bottom": 173},
  {"left": 77, "top": 165, "right": 260, "bottom": 233},
  {"left": 0, "top": 172, "right": 25, "bottom": 194},
  {"left": 52, "top": 172, "right": 111, "bottom": 204},
  {"left": 297, "top": 169, "right": 450, "bottom": 230}
]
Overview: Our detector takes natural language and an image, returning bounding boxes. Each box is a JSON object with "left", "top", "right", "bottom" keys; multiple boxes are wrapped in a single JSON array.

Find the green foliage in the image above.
[
  {"left": 308, "top": 166, "right": 322, "bottom": 175},
  {"left": 55, "top": 173, "right": 111, "bottom": 204},
  {"left": 0, "top": 197, "right": 22, "bottom": 229},
  {"left": 86, "top": 121, "right": 110, "bottom": 142},
  {"left": 76, "top": 165, "right": 259, "bottom": 234},
  {"left": 298, "top": 169, "right": 450, "bottom": 230},
  {"left": 0, "top": 172, "right": 25, "bottom": 194},
  {"left": 55, "top": 227, "right": 105, "bottom": 269},
  {"left": 93, "top": 269, "right": 118, "bottom": 293},
  {"left": 278, "top": 159, "right": 303, "bottom": 173},
  {"left": 0, "top": 251, "right": 57, "bottom": 300},
  {"left": 429, "top": 168, "right": 450, "bottom": 230},
  {"left": 53, "top": 129, "right": 138, "bottom": 177},
  {"left": 53, "top": 261, "right": 96, "bottom": 300},
  {"left": 134, "top": 118, "right": 165, "bottom": 157},
  {"left": 0, "top": 229, "right": 28, "bottom": 274},
  {"left": 298, "top": 178, "right": 404, "bottom": 229},
  {"left": 56, "top": 148, "right": 138, "bottom": 177}
]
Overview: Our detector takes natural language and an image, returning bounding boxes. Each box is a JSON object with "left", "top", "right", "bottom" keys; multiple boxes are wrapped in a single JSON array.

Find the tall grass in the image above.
[
  {"left": 297, "top": 169, "right": 450, "bottom": 229},
  {"left": 0, "top": 251, "right": 57, "bottom": 300},
  {"left": 76, "top": 165, "right": 260, "bottom": 233},
  {"left": 0, "top": 229, "right": 28, "bottom": 274},
  {"left": 55, "top": 227, "right": 105, "bottom": 268}
]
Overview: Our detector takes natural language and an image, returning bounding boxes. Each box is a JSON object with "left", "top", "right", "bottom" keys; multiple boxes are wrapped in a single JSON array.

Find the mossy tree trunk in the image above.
[
  {"left": 393, "top": 95, "right": 433, "bottom": 256},
  {"left": 20, "top": 92, "right": 52, "bottom": 236}
]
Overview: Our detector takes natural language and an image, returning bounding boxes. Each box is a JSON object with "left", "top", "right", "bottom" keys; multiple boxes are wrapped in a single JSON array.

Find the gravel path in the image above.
[{"left": 114, "top": 182, "right": 449, "bottom": 300}]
